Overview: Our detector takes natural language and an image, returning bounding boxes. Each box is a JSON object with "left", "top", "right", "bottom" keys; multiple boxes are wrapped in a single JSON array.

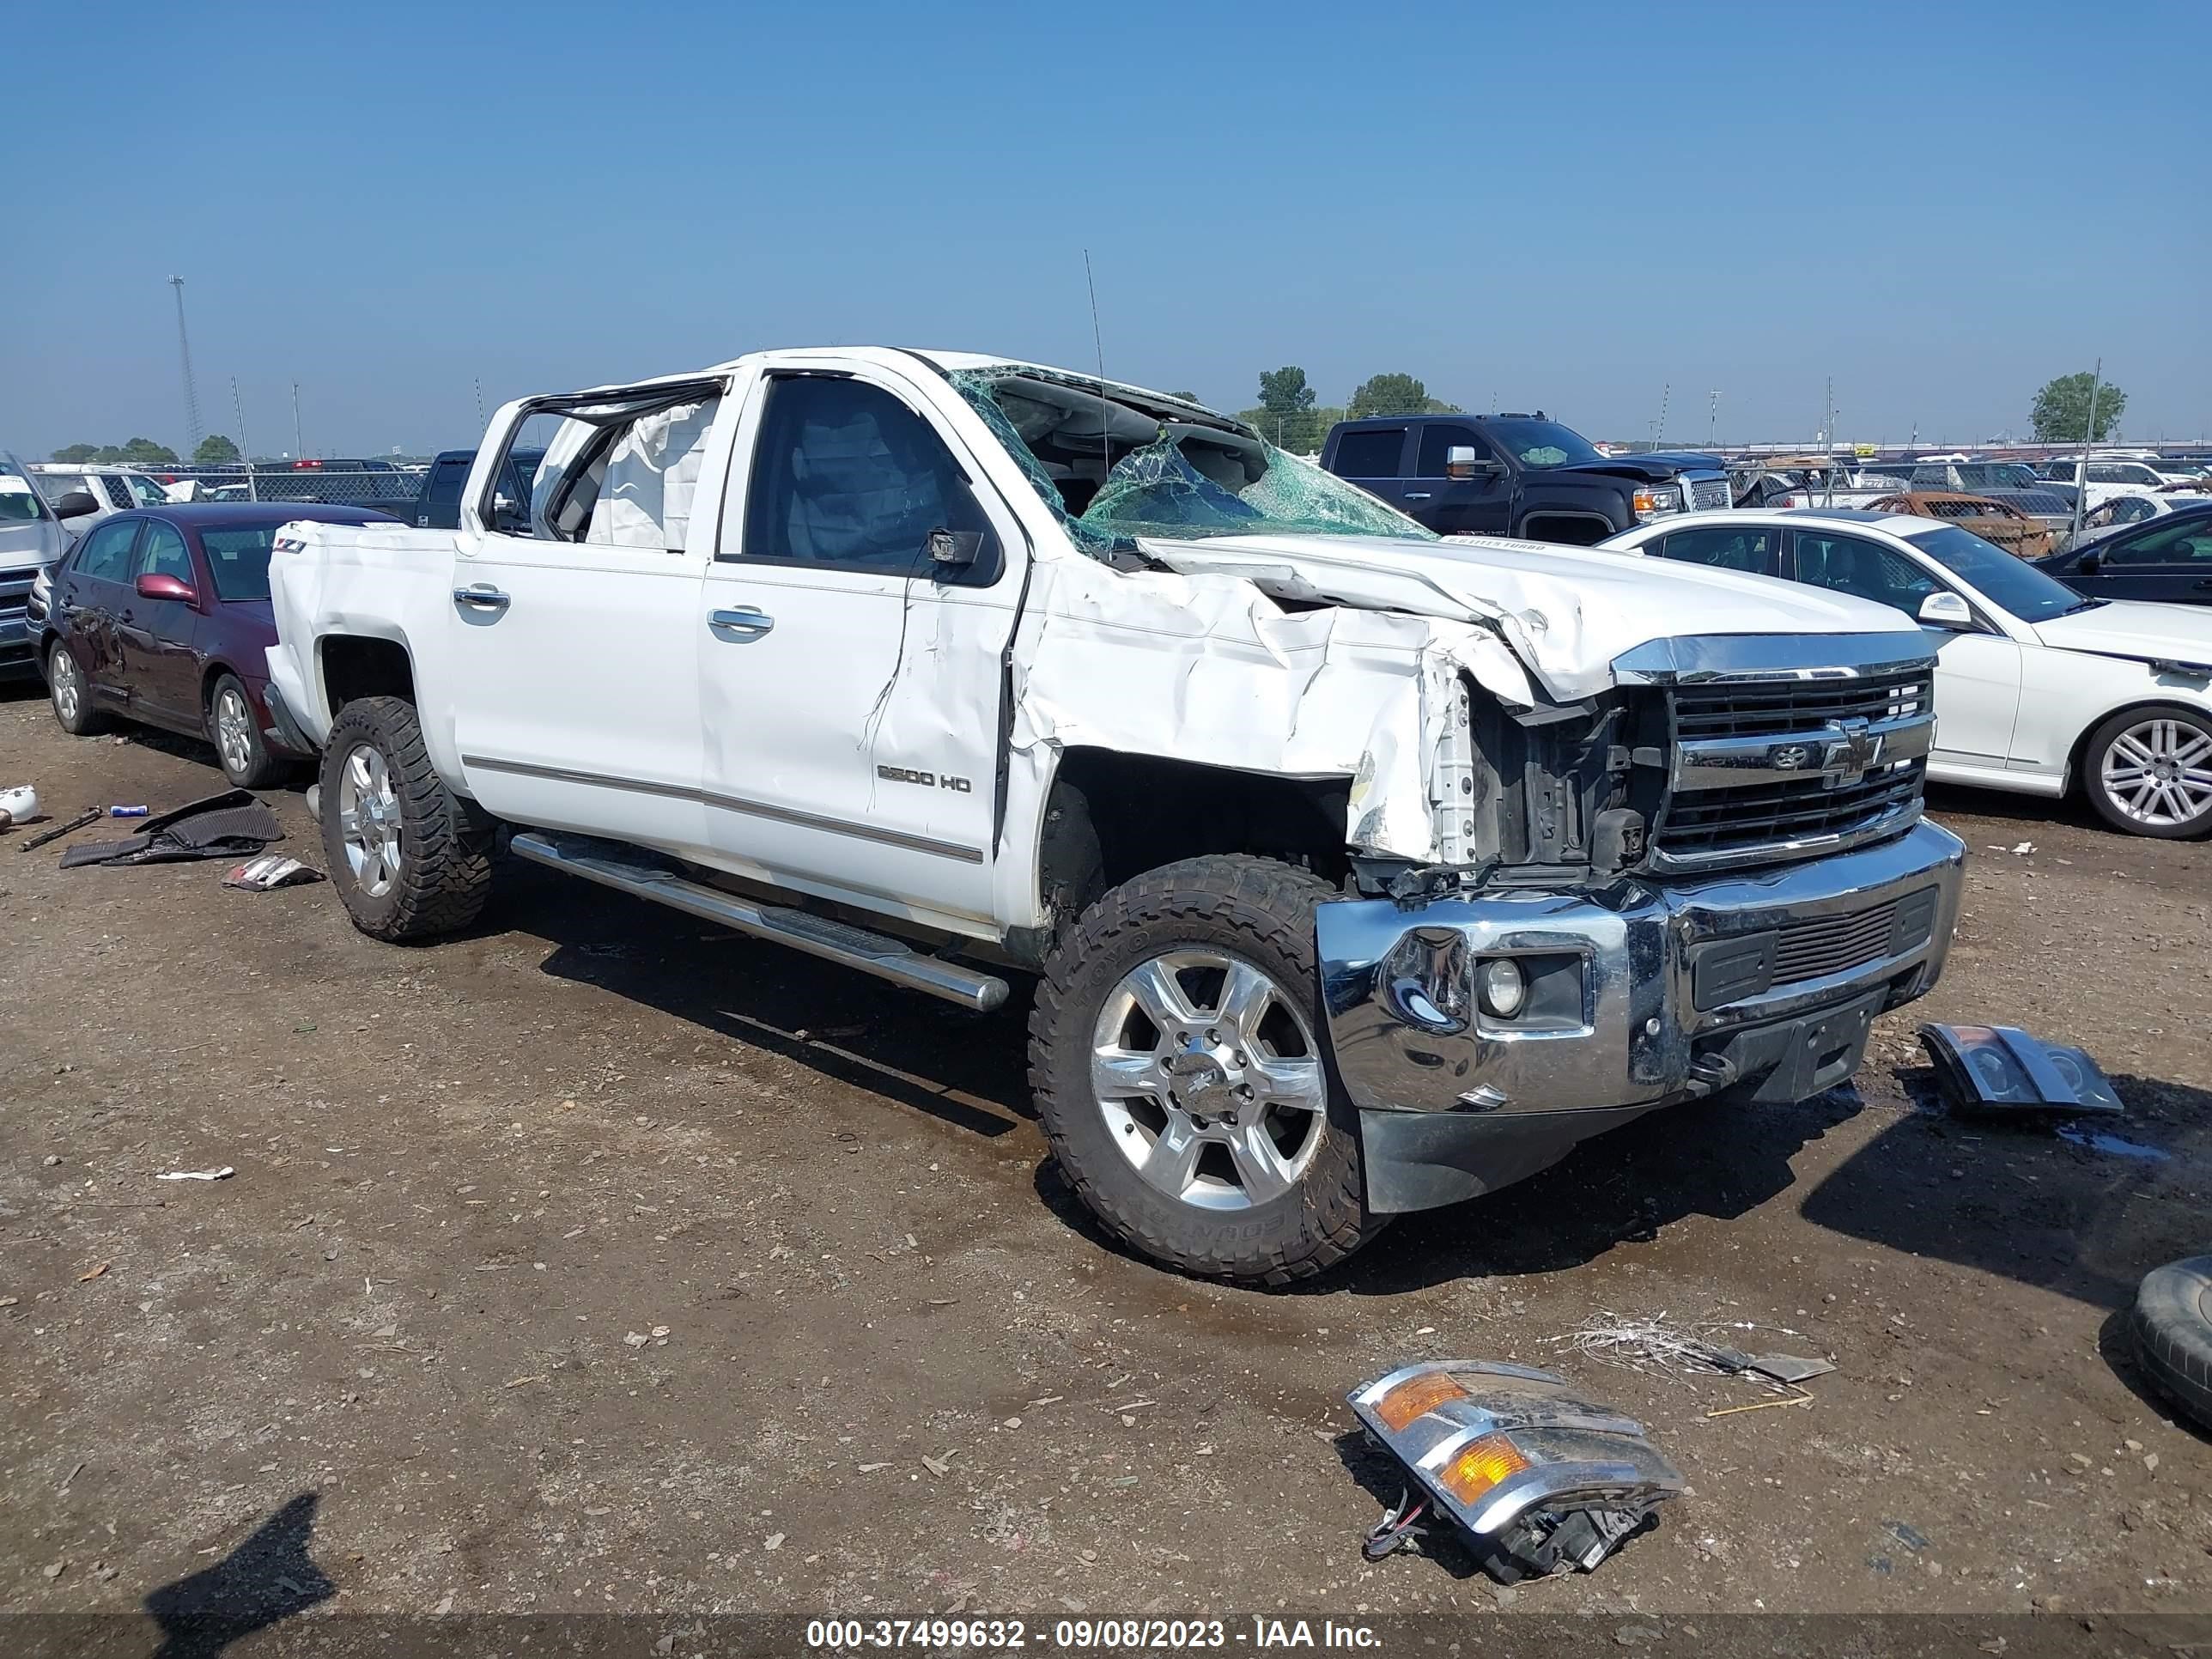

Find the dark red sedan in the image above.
[{"left": 36, "top": 503, "right": 391, "bottom": 787}]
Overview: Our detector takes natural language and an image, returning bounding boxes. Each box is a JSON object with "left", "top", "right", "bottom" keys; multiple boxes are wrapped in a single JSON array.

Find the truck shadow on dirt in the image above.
[
  {"left": 1030, "top": 1086, "right": 1870, "bottom": 1294},
  {"left": 1799, "top": 1072, "right": 2212, "bottom": 1313},
  {"left": 515, "top": 863, "right": 1035, "bottom": 1141}
]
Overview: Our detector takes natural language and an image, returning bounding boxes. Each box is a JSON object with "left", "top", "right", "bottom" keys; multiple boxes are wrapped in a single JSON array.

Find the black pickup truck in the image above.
[{"left": 1320, "top": 413, "right": 1732, "bottom": 544}]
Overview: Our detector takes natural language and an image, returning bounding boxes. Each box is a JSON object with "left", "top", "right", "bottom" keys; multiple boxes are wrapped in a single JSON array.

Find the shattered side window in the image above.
[{"left": 947, "top": 367, "right": 1434, "bottom": 556}]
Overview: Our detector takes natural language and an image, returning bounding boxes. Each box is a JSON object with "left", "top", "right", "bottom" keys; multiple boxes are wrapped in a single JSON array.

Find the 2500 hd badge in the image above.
[{"left": 877, "top": 763, "right": 973, "bottom": 793}]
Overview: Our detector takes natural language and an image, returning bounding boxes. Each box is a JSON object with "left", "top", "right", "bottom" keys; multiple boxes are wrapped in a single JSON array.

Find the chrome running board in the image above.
[{"left": 507, "top": 831, "right": 1009, "bottom": 1012}]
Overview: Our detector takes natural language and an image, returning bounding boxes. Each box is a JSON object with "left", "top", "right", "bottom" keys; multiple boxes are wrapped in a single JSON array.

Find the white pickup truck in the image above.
[{"left": 265, "top": 348, "right": 1966, "bottom": 1283}]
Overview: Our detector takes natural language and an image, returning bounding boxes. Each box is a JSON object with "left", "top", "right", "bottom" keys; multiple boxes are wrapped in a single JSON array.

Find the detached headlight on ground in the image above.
[
  {"left": 1348, "top": 1360, "right": 1684, "bottom": 1582},
  {"left": 1632, "top": 484, "right": 1684, "bottom": 520}
]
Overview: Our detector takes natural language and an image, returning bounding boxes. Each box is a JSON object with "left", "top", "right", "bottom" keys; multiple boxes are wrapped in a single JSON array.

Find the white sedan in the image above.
[{"left": 1601, "top": 508, "right": 2212, "bottom": 838}]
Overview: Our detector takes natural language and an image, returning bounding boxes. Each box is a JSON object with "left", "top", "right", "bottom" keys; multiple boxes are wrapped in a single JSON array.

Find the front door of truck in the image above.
[
  {"left": 698, "top": 365, "right": 1024, "bottom": 929},
  {"left": 445, "top": 384, "right": 730, "bottom": 862},
  {"left": 1406, "top": 422, "right": 1513, "bottom": 536}
]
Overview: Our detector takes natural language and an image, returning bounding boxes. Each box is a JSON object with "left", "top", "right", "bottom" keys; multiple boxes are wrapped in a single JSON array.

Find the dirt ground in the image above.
[{"left": 4, "top": 676, "right": 2210, "bottom": 1642}]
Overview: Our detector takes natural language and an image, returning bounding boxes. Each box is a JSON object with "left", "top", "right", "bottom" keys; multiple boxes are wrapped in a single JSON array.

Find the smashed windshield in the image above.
[
  {"left": 948, "top": 366, "right": 1434, "bottom": 556},
  {"left": 1484, "top": 419, "right": 1603, "bottom": 470}
]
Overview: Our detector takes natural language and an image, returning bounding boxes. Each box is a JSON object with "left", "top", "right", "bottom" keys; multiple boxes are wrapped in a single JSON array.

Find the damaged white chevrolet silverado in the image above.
[{"left": 264, "top": 349, "right": 1966, "bottom": 1284}]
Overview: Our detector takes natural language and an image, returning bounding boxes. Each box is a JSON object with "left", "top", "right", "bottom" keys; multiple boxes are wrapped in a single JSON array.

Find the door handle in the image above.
[
  {"left": 1403, "top": 491, "right": 1433, "bottom": 500},
  {"left": 453, "top": 585, "right": 511, "bottom": 613},
  {"left": 708, "top": 607, "right": 775, "bottom": 638},
  {"left": 2193, "top": 579, "right": 2212, "bottom": 592}
]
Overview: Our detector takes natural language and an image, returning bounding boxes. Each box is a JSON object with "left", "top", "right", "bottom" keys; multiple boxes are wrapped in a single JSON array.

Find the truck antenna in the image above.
[{"left": 1082, "top": 249, "right": 1108, "bottom": 406}]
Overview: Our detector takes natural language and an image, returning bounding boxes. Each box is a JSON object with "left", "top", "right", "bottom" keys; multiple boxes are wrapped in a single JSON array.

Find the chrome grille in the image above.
[
  {"left": 1671, "top": 668, "right": 1931, "bottom": 741},
  {"left": 1775, "top": 888, "right": 1939, "bottom": 985},
  {"left": 1688, "top": 477, "right": 1730, "bottom": 511},
  {"left": 1658, "top": 760, "right": 1923, "bottom": 863}
]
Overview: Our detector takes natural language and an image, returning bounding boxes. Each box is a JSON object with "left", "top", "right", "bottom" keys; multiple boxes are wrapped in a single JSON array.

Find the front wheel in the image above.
[
  {"left": 1029, "top": 854, "right": 1382, "bottom": 1285},
  {"left": 2083, "top": 705, "right": 2212, "bottom": 838}
]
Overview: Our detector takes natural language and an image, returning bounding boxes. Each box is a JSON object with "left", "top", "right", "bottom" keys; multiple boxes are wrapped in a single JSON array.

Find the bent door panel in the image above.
[{"left": 700, "top": 368, "right": 1022, "bottom": 926}]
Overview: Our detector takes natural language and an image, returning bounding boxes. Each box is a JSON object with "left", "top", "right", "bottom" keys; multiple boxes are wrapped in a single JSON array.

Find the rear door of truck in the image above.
[
  {"left": 443, "top": 380, "right": 732, "bottom": 863},
  {"left": 696, "top": 359, "right": 1026, "bottom": 930}
]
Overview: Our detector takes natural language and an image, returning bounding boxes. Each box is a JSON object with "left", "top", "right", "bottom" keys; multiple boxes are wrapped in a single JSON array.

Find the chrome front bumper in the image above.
[{"left": 1318, "top": 820, "right": 1965, "bottom": 1211}]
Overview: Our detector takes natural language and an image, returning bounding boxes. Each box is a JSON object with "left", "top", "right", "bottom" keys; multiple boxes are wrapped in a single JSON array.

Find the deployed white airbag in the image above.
[{"left": 586, "top": 398, "right": 720, "bottom": 550}]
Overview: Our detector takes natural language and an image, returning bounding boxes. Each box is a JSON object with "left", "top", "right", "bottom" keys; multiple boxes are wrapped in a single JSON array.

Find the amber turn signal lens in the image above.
[
  {"left": 1374, "top": 1371, "right": 1467, "bottom": 1431},
  {"left": 1436, "top": 1433, "right": 1531, "bottom": 1505}
]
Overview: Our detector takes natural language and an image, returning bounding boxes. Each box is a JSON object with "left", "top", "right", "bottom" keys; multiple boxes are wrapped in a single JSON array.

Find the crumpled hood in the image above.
[
  {"left": 1138, "top": 530, "right": 1916, "bottom": 702},
  {"left": 2033, "top": 599, "right": 2212, "bottom": 669}
]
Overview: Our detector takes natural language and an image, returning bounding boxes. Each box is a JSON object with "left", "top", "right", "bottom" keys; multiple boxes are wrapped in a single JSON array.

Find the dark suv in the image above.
[{"left": 1321, "top": 413, "right": 1731, "bottom": 544}]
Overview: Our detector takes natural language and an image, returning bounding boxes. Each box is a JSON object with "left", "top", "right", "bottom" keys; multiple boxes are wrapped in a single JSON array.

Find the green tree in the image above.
[
  {"left": 192, "top": 434, "right": 242, "bottom": 464},
  {"left": 117, "top": 436, "right": 181, "bottom": 465},
  {"left": 51, "top": 442, "right": 101, "bottom": 463},
  {"left": 2031, "top": 372, "right": 2127, "bottom": 443},
  {"left": 1347, "top": 374, "right": 1462, "bottom": 419},
  {"left": 1249, "top": 368, "right": 1341, "bottom": 452}
]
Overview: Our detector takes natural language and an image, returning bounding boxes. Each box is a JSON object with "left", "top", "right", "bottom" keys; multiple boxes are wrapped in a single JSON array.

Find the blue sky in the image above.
[{"left": 7, "top": 0, "right": 2207, "bottom": 459}]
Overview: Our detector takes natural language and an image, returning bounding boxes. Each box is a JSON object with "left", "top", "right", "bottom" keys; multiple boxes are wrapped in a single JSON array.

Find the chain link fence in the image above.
[{"left": 167, "top": 462, "right": 426, "bottom": 518}]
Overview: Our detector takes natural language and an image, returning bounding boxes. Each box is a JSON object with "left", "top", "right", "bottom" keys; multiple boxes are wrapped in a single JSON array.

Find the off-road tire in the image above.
[
  {"left": 47, "top": 641, "right": 109, "bottom": 735},
  {"left": 2083, "top": 704, "right": 2212, "bottom": 840},
  {"left": 2130, "top": 1255, "right": 2212, "bottom": 1431},
  {"left": 207, "top": 671, "right": 289, "bottom": 789},
  {"left": 1029, "top": 854, "right": 1382, "bottom": 1285},
  {"left": 319, "top": 696, "right": 494, "bottom": 942}
]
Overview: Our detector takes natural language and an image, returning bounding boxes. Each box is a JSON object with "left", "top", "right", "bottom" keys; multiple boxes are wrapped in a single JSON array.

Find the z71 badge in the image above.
[{"left": 877, "top": 764, "right": 973, "bottom": 793}]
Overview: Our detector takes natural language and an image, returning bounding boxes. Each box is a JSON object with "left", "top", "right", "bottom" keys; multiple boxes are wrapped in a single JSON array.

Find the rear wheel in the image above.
[
  {"left": 1030, "top": 854, "right": 1382, "bottom": 1285},
  {"left": 2083, "top": 706, "right": 2212, "bottom": 838},
  {"left": 47, "top": 642, "right": 108, "bottom": 735},
  {"left": 318, "top": 696, "right": 494, "bottom": 941}
]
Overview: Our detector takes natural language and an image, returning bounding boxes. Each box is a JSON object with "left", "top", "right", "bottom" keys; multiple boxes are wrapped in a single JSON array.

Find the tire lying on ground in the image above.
[{"left": 2130, "top": 1254, "right": 2212, "bottom": 1431}]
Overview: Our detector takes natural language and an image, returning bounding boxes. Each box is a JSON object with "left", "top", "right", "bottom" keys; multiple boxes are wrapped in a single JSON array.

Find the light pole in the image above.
[{"left": 169, "top": 276, "right": 204, "bottom": 454}]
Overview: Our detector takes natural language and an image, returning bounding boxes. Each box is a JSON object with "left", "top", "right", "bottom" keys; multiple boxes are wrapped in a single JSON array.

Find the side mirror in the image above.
[
  {"left": 927, "top": 527, "right": 985, "bottom": 569},
  {"left": 1443, "top": 445, "right": 1496, "bottom": 482},
  {"left": 54, "top": 490, "right": 100, "bottom": 520},
  {"left": 2075, "top": 550, "right": 2100, "bottom": 574},
  {"left": 135, "top": 572, "right": 198, "bottom": 605},
  {"left": 1917, "top": 591, "right": 1974, "bottom": 631}
]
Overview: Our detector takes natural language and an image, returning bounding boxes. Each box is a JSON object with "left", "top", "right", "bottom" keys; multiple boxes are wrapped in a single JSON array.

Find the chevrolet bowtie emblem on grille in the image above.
[{"left": 1818, "top": 717, "right": 1883, "bottom": 788}]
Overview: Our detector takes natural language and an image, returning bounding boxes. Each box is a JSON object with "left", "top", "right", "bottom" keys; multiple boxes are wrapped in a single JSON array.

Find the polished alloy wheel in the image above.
[
  {"left": 216, "top": 686, "right": 254, "bottom": 777},
  {"left": 337, "top": 742, "right": 404, "bottom": 897},
  {"left": 1088, "top": 949, "right": 1328, "bottom": 1211},
  {"left": 51, "top": 648, "right": 82, "bottom": 724},
  {"left": 2101, "top": 717, "right": 2212, "bottom": 828}
]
